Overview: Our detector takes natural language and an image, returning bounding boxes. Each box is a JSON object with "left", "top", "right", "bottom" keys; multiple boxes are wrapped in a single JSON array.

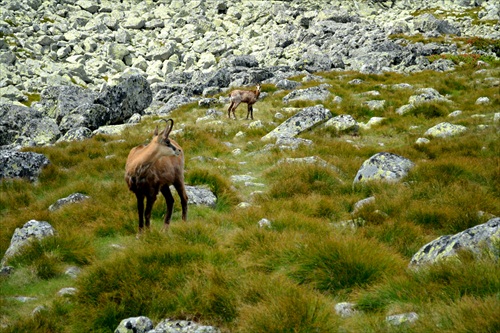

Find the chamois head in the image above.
[{"left": 152, "top": 118, "right": 180, "bottom": 157}]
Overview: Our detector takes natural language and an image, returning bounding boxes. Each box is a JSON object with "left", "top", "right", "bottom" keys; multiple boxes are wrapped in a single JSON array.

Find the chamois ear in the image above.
[{"left": 153, "top": 125, "right": 159, "bottom": 137}]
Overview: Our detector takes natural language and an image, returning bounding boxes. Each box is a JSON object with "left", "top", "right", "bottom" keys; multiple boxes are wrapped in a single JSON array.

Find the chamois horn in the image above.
[{"left": 160, "top": 118, "right": 174, "bottom": 138}]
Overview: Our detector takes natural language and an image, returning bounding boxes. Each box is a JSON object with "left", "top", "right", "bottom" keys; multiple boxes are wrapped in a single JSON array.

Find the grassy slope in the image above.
[{"left": 1, "top": 62, "right": 499, "bottom": 332}]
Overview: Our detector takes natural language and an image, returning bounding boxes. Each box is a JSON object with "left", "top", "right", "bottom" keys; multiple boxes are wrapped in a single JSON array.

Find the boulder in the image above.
[
  {"left": 262, "top": 105, "right": 332, "bottom": 141},
  {"left": 386, "top": 312, "right": 419, "bottom": 326},
  {"left": 185, "top": 185, "right": 217, "bottom": 207},
  {"left": 1, "top": 220, "right": 56, "bottom": 266},
  {"left": 324, "top": 114, "right": 359, "bottom": 133},
  {"left": 409, "top": 217, "right": 500, "bottom": 268},
  {"left": 18, "top": 117, "right": 61, "bottom": 146},
  {"left": 56, "top": 127, "right": 93, "bottom": 143},
  {"left": 413, "top": 13, "right": 461, "bottom": 36},
  {"left": 0, "top": 103, "right": 46, "bottom": 146},
  {"left": 335, "top": 302, "right": 358, "bottom": 318},
  {"left": 115, "top": 316, "right": 153, "bottom": 333},
  {"left": 408, "top": 88, "right": 450, "bottom": 105},
  {"left": 353, "top": 152, "right": 414, "bottom": 184},
  {"left": 150, "top": 319, "right": 221, "bottom": 333},
  {"left": 282, "top": 84, "right": 332, "bottom": 103},
  {"left": 94, "top": 74, "right": 153, "bottom": 123},
  {"left": 424, "top": 122, "right": 467, "bottom": 138},
  {"left": 38, "top": 85, "right": 98, "bottom": 123},
  {"left": 0, "top": 149, "right": 50, "bottom": 182},
  {"left": 48, "top": 193, "right": 91, "bottom": 212},
  {"left": 157, "top": 94, "right": 193, "bottom": 115}
]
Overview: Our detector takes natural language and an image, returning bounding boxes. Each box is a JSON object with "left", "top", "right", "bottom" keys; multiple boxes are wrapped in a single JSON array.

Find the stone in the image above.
[
  {"left": 57, "top": 287, "right": 77, "bottom": 296},
  {"left": 410, "top": 217, "right": 500, "bottom": 268},
  {"left": 424, "top": 122, "right": 467, "bottom": 138},
  {"left": 475, "top": 97, "right": 490, "bottom": 105},
  {"left": 262, "top": 105, "right": 332, "bottom": 141},
  {"left": 448, "top": 110, "right": 463, "bottom": 117},
  {"left": 0, "top": 150, "right": 50, "bottom": 182},
  {"left": 150, "top": 318, "right": 221, "bottom": 333},
  {"left": 415, "top": 137, "right": 430, "bottom": 145},
  {"left": 95, "top": 74, "right": 153, "bottom": 123},
  {"left": 115, "top": 316, "right": 153, "bottom": 333},
  {"left": 352, "top": 196, "right": 376, "bottom": 215},
  {"left": 335, "top": 302, "right": 358, "bottom": 318},
  {"left": 282, "top": 84, "right": 332, "bottom": 103},
  {"left": 57, "top": 127, "right": 93, "bottom": 142},
  {"left": 353, "top": 152, "right": 414, "bottom": 184},
  {"left": 48, "top": 193, "right": 91, "bottom": 212},
  {"left": 1, "top": 220, "right": 56, "bottom": 265},
  {"left": 324, "top": 114, "right": 358, "bottom": 133},
  {"left": 185, "top": 185, "right": 217, "bottom": 207},
  {"left": 386, "top": 312, "right": 419, "bottom": 326},
  {"left": 408, "top": 88, "right": 450, "bottom": 105},
  {"left": 258, "top": 218, "right": 272, "bottom": 228}
]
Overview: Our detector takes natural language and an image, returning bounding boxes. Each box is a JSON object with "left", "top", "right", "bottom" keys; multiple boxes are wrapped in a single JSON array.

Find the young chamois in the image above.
[
  {"left": 228, "top": 83, "right": 261, "bottom": 120},
  {"left": 125, "top": 119, "right": 188, "bottom": 235}
]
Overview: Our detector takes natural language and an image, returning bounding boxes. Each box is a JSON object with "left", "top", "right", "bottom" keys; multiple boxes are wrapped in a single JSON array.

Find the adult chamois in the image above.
[
  {"left": 228, "top": 83, "right": 261, "bottom": 120},
  {"left": 125, "top": 119, "right": 187, "bottom": 236}
]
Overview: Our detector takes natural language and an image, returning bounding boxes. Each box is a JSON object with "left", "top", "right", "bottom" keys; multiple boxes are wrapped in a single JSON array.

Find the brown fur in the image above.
[
  {"left": 228, "top": 83, "right": 261, "bottom": 120},
  {"left": 125, "top": 119, "right": 187, "bottom": 235}
]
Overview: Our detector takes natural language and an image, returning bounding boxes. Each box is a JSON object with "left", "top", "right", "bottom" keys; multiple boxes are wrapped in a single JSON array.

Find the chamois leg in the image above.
[
  {"left": 174, "top": 182, "right": 188, "bottom": 222},
  {"left": 144, "top": 194, "right": 156, "bottom": 230},
  {"left": 160, "top": 186, "right": 175, "bottom": 230},
  {"left": 230, "top": 102, "right": 240, "bottom": 119},
  {"left": 246, "top": 104, "right": 254, "bottom": 120},
  {"left": 228, "top": 102, "right": 235, "bottom": 119},
  {"left": 135, "top": 193, "right": 145, "bottom": 234}
]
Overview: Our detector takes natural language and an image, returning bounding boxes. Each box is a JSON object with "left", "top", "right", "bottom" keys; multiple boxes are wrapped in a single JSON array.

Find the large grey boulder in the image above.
[
  {"left": 0, "top": 149, "right": 50, "bottom": 182},
  {"left": 115, "top": 316, "right": 153, "bottom": 333},
  {"left": 56, "top": 127, "right": 93, "bottom": 143},
  {"left": 17, "top": 117, "right": 61, "bottom": 146},
  {"left": 261, "top": 105, "right": 332, "bottom": 141},
  {"left": 413, "top": 13, "right": 461, "bottom": 36},
  {"left": 282, "top": 84, "right": 332, "bottom": 103},
  {"left": 1, "top": 220, "right": 56, "bottom": 266},
  {"left": 185, "top": 185, "right": 217, "bottom": 208},
  {"left": 353, "top": 152, "right": 414, "bottom": 184},
  {"left": 156, "top": 94, "right": 193, "bottom": 115},
  {"left": 95, "top": 74, "right": 153, "bottom": 123},
  {"left": 38, "top": 85, "right": 98, "bottom": 124},
  {"left": 294, "top": 51, "right": 335, "bottom": 73},
  {"left": 410, "top": 217, "right": 500, "bottom": 268},
  {"left": 59, "top": 103, "right": 111, "bottom": 133},
  {"left": 0, "top": 104, "right": 50, "bottom": 147}
]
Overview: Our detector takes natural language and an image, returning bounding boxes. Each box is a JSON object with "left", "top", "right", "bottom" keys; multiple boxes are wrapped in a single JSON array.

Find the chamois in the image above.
[
  {"left": 228, "top": 83, "right": 261, "bottom": 120},
  {"left": 125, "top": 119, "right": 188, "bottom": 235}
]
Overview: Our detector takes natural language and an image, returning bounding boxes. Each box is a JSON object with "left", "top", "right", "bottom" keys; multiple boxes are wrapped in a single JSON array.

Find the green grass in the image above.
[{"left": 1, "top": 62, "right": 499, "bottom": 332}]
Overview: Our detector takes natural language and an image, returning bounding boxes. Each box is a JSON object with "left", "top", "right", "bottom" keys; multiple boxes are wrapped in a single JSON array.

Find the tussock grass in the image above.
[
  {"left": 355, "top": 253, "right": 500, "bottom": 312},
  {"left": 1, "top": 62, "right": 499, "bottom": 332},
  {"left": 236, "top": 276, "right": 340, "bottom": 333}
]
